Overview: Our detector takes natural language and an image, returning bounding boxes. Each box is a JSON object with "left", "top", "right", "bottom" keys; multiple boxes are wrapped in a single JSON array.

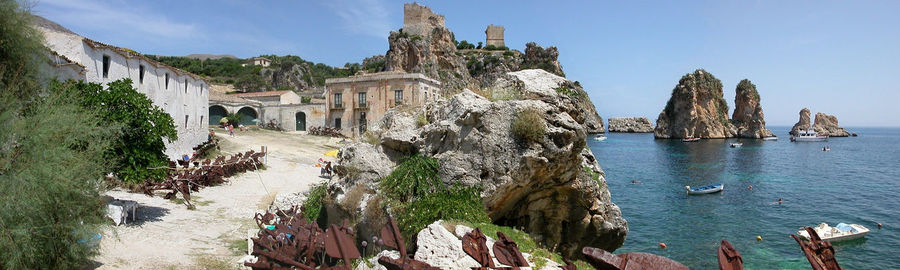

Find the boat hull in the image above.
[
  {"left": 686, "top": 184, "right": 724, "bottom": 195},
  {"left": 797, "top": 223, "right": 870, "bottom": 242},
  {"left": 790, "top": 136, "right": 827, "bottom": 142}
]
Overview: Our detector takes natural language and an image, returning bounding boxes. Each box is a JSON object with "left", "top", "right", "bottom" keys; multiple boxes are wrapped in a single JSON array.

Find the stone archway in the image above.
[
  {"left": 295, "top": 112, "right": 306, "bottom": 131},
  {"left": 237, "top": 107, "right": 258, "bottom": 126},
  {"left": 209, "top": 105, "right": 228, "bottom": 125}
]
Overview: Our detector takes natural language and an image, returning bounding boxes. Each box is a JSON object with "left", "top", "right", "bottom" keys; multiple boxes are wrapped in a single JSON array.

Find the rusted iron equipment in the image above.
[
  {"left": 717, "top": 240, "right": 744, "bottom": 270},
  {"left": 460, "top": 228, "right": 530, "bottom": 269},
  {"left": 462, "top": 228, "right": 496, "bottom": 269},
  {"left": 246, "top": 207, "right": 366, "bottom": 269},
  {"left": 791, "top": 227, "right": 843, "bottom": 270},
  {"left": 377, "top": 217, "right": 440, "bottom": 270},
  {"left": 142, "top": 149, "right": 266, "bottom": 207},
  {"left": 492, "top": 232, "right": 528, "bottom": 267},
  {"left": 582, "top": 246, "right": 689, "bottom": 270}
]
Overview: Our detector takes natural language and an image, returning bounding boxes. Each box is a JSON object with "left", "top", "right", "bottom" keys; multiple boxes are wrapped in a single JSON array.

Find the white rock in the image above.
[{"left": 414, "top": 221, "right": 480, "bottom": 269}]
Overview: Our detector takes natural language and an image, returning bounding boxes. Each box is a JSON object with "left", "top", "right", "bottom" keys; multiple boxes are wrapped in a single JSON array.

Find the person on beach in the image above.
[
  {"left": 325, "top": 162, "right": 332, "bottom": 177},
  {"left": 228, "top": 124, "right": 235, "bottom": 137}
]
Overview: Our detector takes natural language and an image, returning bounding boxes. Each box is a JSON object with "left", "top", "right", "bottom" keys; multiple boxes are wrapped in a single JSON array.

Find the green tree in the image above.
[
  {"left": 456, "top": 40, "right": 475, "bottom": 50},
  {"left": 64, "top": 79, "right": 178, "bottom": 184},
  {"left": 1, "top": 0, "right": 114, "bottom": 267}
]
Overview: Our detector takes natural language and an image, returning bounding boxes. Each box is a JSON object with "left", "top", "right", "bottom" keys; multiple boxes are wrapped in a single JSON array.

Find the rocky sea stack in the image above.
[
  {"left": 654, "top": 69, "right": 736, "bottom": 139},
  {"left": 608, "top": 117, "right": 653, "bottom": 133},
  {"left": 731, "top": 79, "right": 774, "bottom": 138},
  {"left": 320, "top": 70, "right": 627, "bottom": 258},
  {"left": 790, "top": 108, "right": 812, "bottom": 135},
  {"left": 813, "top": 112, "right": 850, "bottom": 137}
]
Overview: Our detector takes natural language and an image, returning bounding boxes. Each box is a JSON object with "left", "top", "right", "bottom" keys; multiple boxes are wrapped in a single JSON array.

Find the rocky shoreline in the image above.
[{"left": 608, "top": 117, "right": 654, "bottom": 133}]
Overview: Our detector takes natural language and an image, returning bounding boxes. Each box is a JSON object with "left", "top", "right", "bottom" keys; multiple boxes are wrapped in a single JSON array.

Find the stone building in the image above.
[
  {"left": 325, "top": 72, "right": 441, "bottom": 136},
  {"left": 242, "top": 57, "right": 271, "bottom": 67},
  {"left": 402, "top": 2, "right": 445, "bottom": 37},
  {"left": 33, "top": 15, "right": 209, "bottom": 160},
  {"left": 208, "top": 85, "right": 325, "bottom": 131},
  {"left": 485, "top": 24, "right": 505, "bottom": 47}
]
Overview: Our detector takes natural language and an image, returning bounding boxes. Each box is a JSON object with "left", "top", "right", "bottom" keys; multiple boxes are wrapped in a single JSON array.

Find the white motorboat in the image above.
[
  {"left": 682, "top": 137, "right": 701, "bottom": 142},
  {"left": 790, "top": 130, "right": 827, "bottom": 142},
  {"left": 763, "top": 136, "right": 778, "bottom": 141},
  {"left": 685, "top": 184, "right": 724, "bottom": 195},
  {"left": 730, "top": 142, "right": 743, "bottom": 148},
  {"left": 594, "top": 135, "right": 607, "bottom": 141},
  {"left": 798, "top": 223, "right": 869, "bottom": 242}
]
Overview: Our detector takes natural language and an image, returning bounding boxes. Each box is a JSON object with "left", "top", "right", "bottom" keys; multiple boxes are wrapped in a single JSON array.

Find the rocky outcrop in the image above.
[
  {"left": 490, "top": 69, "right": 604, "bottom": 133},
  {"left": 608, "top": 117, "right": 653, "bottom": 133},
  {"left": 322, "top": 71, "right": 627, "bottom": 258},
  {"left": 462, "top": 50, "right": 525, "bottom": 87},
  {"left": 259, "top": 63, "right": 312, "bottom": 92},
  {"left": 790, "top": 108, "right": 812, "bottom": 136},
  {"left": 384, "top": 22, "right": 476, "bottom": 92},
  {"left": 731, "top": 79, "right": 773, "bottom": 138},
  {"left": 654, "top": 69, "right": 736, "bottom": 139},
  {"left": 813, "top": 112, "right": 850, "bottom": 137},
  {"left": 522, "top": 42, "right": 565, "bottom": 77}
]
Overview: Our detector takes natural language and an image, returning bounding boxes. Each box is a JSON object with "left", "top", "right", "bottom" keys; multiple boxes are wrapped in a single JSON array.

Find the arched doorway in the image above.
[
  {"left": 237, "top": 107, "right": 258, "bottom": 126},
  {"left": 209, "top": 105, "right": 227, "bottom": 125},
  {"left": 295, "top": 112, "right": 306, "bottom": 131}
]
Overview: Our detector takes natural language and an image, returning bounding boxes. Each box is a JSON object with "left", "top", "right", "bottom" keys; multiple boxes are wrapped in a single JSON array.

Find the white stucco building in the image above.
[{"left": 33, "top": 16, "right": 209, "bottom": 160}]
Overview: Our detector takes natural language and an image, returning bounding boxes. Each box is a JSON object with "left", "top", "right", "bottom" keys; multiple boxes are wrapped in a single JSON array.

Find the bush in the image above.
[
  {"left": 394, "top": 185, "right": 489, "bottom": 240},
  {"left": 301, "top": 96, "right": 312, "bottom": 104},
  {"left": 380, "top": 154, "right": 442, "bottom": 202},
  {"left": 63, "top": 79, "right": 177, "bottom": 184},
  {"left": 456, "top": 40, "right": 476, "bottom": 50},
  {"left": 225, "top": 113, "right": 243, "bottom": 127},
  {"left": 554, "top": 85, "right": 582, "bottom": 99},
  {"left": 483, "top": 45, "right": 509, "bottom": 51},
  {"left": 301, "top": 181, "right": 328, "bottom": 223},
  {"left": 512, "top": 108, "right": 546, "bottom": 143}
]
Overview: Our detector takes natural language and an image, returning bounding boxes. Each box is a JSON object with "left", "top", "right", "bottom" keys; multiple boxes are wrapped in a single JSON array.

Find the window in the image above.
[
  {"left": 165, "top": 73, "right": 169, "bottom": 89},
  {"left": 184, "top": 115, "right": 189, "bottom": 128},
  {"left": 184, "top": 80, "right": 188, "bottom": 93},
  {"left": 358, "top": 92, "right": 366, "bottom": 107},
  {"left": 335, "top": 118, "right": 342, "bottom": 129},
  {"left": 394, "top": 90, "right": 403, "bottom": 104},
  {"left": 102, "top": 55, "right": 110, "bottom": 78},
  {"left": 425, "top": 91, "right": 428, "bottom": 100},
  {"left": 139, "top": 65, "right": 145, "bottom": 84},
  {"left": 333, "top": 93, "right": 343, "bottom": 108},
  {"left": 359, "top": 112, "right": 367, "bottom": 133}
]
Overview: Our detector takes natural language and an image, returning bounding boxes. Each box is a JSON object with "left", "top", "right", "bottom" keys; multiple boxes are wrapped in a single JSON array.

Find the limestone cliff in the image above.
[
  {"left": 321, "top": 72, "right": 627, "bottom": 258},
  {"left": 608, "top": 117, "right": 653, "bottom": 133},
  {"left": 522, "top": 42, "right": 565, "bottom": 77},
  {"left": 654, "top": 69, "right": 736, "bottom": 139},
  {"left": 489, "top": 70, "right": 604, "bottom": 133},
  {"left": 383, "top": 27, "right": 476, "bottom": 92},
  {"left": 790, "top": 108, "right": 812, "bottom": 136},
  {"left": 259, "top": 63, "right": 312, "bottom": 92},
  {"left": 813, "top": 112, "right": 850, "bottom": 137},
  {"left": 731, "top": 79, "right": 774, "bottom": 138}
]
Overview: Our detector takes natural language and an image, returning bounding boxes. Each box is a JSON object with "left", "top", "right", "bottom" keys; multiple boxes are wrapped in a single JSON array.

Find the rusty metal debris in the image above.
[
  {"left": 460, "top": 227, "right": 530, "bottom": 269},
  {"left": 717, "top": 240, "right": 744, "bottom": 270},
  {"left": 142, "top": 149, "right": 266, "bottom": 207},
  {"left": 582, "top": 246, "right": 689, "bottom": 270},
  {"left": 462, "top": 228, "right": 496, "bottom": 269},
  {"left": 377, "top": 217, "right": 440, "bottom": 270},
  {"left": 791, "top": 227, "right": 843, "bottom": 270},
  {"left": 492, "top": 232, "right": 528, "bottom": 267}
]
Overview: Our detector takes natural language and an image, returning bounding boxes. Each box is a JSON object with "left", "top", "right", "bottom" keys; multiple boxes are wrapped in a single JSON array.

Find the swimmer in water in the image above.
[
  {"left": 631, "top": 180, "right": 643, "bottom": 184},
  {"left": 748, "top": 185, "right": 753, "bottom": 190},
  {"left": 776, "top": 198, "right": 783, "bottom": 204}
]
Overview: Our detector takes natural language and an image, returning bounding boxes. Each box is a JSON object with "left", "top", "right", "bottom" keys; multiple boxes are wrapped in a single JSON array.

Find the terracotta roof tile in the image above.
[{"left": 231, "top": 91, "right": 291, "bottom": 98}]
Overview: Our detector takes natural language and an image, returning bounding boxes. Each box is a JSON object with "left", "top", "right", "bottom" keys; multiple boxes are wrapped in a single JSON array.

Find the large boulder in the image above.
[
  {"left": 731, "top": 79, "right": 774, "bottom": 138},
  {"left": 813, "top": 112, "right": 850, "bottom": 137},
  {"left": 496, "top": 70, "right": 604, "bottom": 133},
  {"left": 790, "top": 108, "right": 812, "bottom": 136},
  {"left": 654, "top": 69, "right": 736, "bottom": 139},
  {"left": 608, "top": 117, "right": 653, "bottom": 133},
  {"left": 322, "top": 71, "right": 627, "bottom": 258}
]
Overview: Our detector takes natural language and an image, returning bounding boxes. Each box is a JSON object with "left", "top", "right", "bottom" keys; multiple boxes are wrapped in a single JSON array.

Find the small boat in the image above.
[
  {"left": 730, "top": 142, "right": 743, "bottom": 148},
  {"left": 790, "top": 130, "right": 827, "bottom": 142},
  {"left": 763, "top": 136, "right": 778, "bottom": 141},
  {"left": 717, "top": 240, "right": 744, "bottom": 270},
  {"left": 594, "top": 135, "right": 607, "bottom": 141},
  {"left": 797, "top": 223, "right": 869, "bottom": 242},
  {"left": 822, "top": 146, "right": 831, "bottom": 151},
  {"left": 685, "top": 184, "right": 724, "bottom": 195},
  {"left": 682, "top": 137, "right": 701, "bottom": 142}
]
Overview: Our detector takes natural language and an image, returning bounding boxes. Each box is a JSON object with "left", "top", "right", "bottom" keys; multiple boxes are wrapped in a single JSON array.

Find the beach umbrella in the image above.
[
  {"left": 324, "top": 150, "right": 339, "bottom": 157},
  {"left": 219, "top": 118, "right": 228, "bottom": 123}
]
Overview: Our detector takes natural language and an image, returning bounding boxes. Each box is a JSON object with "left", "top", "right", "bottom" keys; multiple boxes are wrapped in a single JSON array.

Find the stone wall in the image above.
[
  {"left": 608, "top": 117, "right": 653, "bottom": 133},
  {"left": 402, "top": 2, "right": 445, "bottom": 37},
  {"left": 485, "top": 24, "right": 505, "bottom": 47}
]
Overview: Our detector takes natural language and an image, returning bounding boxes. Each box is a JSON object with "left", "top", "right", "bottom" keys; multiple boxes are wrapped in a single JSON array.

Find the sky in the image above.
[{"left": 32, "top": 0, "right": 900, "bottom": 127}]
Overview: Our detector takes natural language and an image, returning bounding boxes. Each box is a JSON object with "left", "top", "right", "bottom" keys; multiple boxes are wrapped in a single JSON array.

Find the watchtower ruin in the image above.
[
  {"left": 485, "top": 24, "right": 505, "bottom": 47},
  {"left": 402, "top": 3, "right": 445, "bottom": 37}
]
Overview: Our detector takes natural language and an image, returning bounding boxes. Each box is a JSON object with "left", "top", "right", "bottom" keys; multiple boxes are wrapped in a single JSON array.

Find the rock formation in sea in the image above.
[
  {"left": 321, "top": 70, "right": 627, "bottom": 258},
  {"left": 813, "top": 112, "right": 850, "bottom": 137},
  {"left": 654, "top": 69, "right": 736, "bottom": 139},
  {"left": 608, "top": 117, "right": 654, "bottom": 133},
  {"left": 790, "top": 108, "right": 812, "bottom": 136},
  {"left": 730, "top": 79, "right": 774, "bottom": 138}
]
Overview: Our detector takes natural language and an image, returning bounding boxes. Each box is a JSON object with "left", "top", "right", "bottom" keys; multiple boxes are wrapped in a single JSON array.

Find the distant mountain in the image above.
[{"left": 184, "top": 54, "right": 238, "bottom": 60}]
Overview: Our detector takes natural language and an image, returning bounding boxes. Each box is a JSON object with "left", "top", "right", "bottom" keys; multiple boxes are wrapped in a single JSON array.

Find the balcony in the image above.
[
  {"left": 354, "top": 102, "right": 369, "bottom": 110},
  {"left": 331, "top": 103, "right": 345, "bottom": 110}
]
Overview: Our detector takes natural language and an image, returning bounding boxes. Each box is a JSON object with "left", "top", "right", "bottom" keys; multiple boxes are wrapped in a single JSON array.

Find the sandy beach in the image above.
[{"left": 93, "top": 128, "right": 343, "bottom": 269}]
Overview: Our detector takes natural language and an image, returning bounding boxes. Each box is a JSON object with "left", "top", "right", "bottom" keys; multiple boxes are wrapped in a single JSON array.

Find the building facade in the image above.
[
  {"left": 324, "top": 72, "right": 441, "bottom": 136},
  {"left": 34, "top": 16, "right": 209, "bottom": 160},
  {"left": 242, "top": 57, "right": 271, "bottom": 67},
  {"left": 208, "top": 85, "right": 325, "bottom": 131},
  {"left": 485, "top": 24, "right": 505, "bottom": 47}
]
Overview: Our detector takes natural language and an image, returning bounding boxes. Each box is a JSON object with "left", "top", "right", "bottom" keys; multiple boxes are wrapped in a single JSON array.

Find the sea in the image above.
[{"left": 588, "top": 126, "right": 900, "bottom": 269}]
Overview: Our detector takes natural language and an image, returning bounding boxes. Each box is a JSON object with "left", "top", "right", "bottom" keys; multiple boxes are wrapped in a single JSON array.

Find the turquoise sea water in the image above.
[{"left": 589, "top": 126, "right": 900, "bottom": 269}]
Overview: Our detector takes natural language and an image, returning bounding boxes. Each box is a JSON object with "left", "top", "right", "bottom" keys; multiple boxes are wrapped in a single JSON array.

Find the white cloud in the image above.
[
  {"left": 325, "top": 0, "right": 393, "bottom": 39},
  {"left": 35, "top": 0, "right": 199, "bottom": 40}
]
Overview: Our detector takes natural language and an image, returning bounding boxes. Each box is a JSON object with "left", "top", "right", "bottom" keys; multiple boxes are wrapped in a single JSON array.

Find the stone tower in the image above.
[
  {"left": 402, "top": 3, "right": 445, "bottom": 37},
  {"left": 485, "top": 24, "right": 505, "bottom": 47}
]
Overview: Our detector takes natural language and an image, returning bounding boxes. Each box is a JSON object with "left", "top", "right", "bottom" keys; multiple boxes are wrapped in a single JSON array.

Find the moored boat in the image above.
[
  {"left": 790, "top": 130, "right": 827, "bottom": 142},
  {"left": 594, "top": 135, "right": 607, "bottom": 141},
  {"left": 682, "top": 137, "right": 701, "bottom": 142},
  {"left": 685, "top": 184, "right": 724, "bottom": 195},
  {"left": 730, "top": 142, "right": 743, "bottom": 148},
  {"left": 763, "top": 136, "right": 778, "bottom": 141},
  {"left": 797, "top": 223, "right": 869, "bottom": 242}
]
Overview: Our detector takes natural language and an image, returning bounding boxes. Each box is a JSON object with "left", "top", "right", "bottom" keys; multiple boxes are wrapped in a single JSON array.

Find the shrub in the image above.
[
  {"left": 380, "top": 154, "right": 442, "bottom": 202},
  {"left": 301, "top": 96, "right": 312, "bottom": 103},
  {"left": 503, "top": 51, "right": 515, "bottom": 57},
  {"left": 512, "top": 108, "right": 546, "bottom": 143},
  {"left": 415, "top": 113, "right": 428, "bottom": 127},
  {"left": 393, "top": 185, "right": 489, "bottom": 240},
  {"left": 301, "top": 181, "right": 328, "bottom": 223},
  {"left": 456, "top": 40, "right": 476, "bottom": 50},
  {"left": 554, "top": 85, "right": 582, "bottom": 99},
  {"left": 225, "top": 113, "right": 243, "bottom": 127}
]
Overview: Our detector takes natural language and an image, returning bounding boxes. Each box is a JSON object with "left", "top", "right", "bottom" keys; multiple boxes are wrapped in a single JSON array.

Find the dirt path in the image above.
[{"left": 94, "top": 128, "right": 346, "bottom": 269}]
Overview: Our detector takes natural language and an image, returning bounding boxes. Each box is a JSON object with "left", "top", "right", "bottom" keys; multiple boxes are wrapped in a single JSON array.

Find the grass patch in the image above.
[
  {"left": 584, "top": 165, "right": 602, "bottom": 186},
  {"left": 446, "top": 220, "right": 562, "bottom": 268},
  {"left": 379, "top": 154, "right": 442, "bottom": 202},
  {"left": 416, "top": 113, "right": 428, "bottom": 127},
  {"left": 301, "top": 181, "right": 328, "bottom": 222},
  {"left": 554, "top": 85, "right": 583, "bottom": 99},
  {"left": 226, "top": 238, "right": 248, "bottom": 256},
  {"left": 193, "top": 255, "right": 236, "bottom": 270},
  {"left": 512, "top": 108, "right": 546, "bottom": 143}
]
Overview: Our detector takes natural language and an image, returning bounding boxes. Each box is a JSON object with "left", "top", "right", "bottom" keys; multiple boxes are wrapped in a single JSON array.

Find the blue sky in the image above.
[{"left": 33, "top": 0, "right": 900, "bottom": 127}]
